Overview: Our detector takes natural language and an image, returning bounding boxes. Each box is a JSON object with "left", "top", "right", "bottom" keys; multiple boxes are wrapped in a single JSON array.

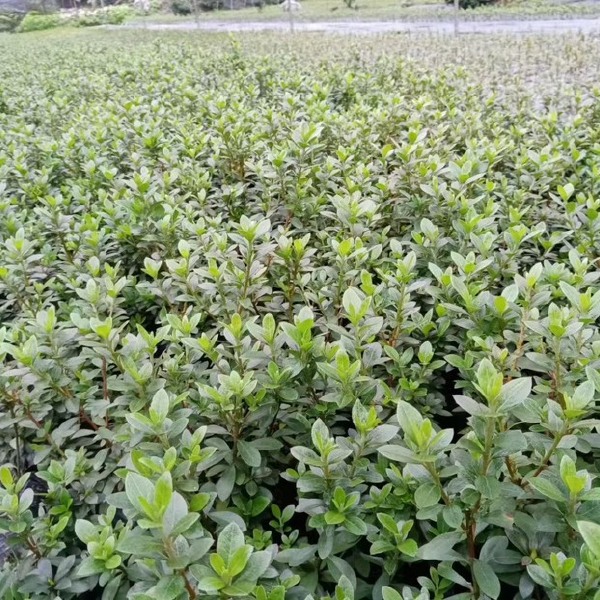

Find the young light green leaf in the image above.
[
  {"left": 229, "top": 545, "right": 253, "bottom": 577},
  {"left": 125, "top": 473, "right": 154, "bottom": 514},
  {"left": 382, "top": 587, "right": 402, "bottom": 600},
  {"left": 217, "top": 522, "right": 245, "bottom": 565}
]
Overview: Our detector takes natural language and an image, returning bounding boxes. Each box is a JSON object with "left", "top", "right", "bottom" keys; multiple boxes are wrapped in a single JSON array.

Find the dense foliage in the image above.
[
  {"left": 170, "top": 0, "right": 277, "bottom": 15},
  {"left": 4, "top": 7, "right": 131, "bottom": 33},
  {"left": 1, "top": 29, "right": 600, "bottom": 600},
  {"left": 14, "top": 12, "right": 60, "bottom": 32},
  {"left": 445, "top": 0, "right": 497, "bottom": 10}
]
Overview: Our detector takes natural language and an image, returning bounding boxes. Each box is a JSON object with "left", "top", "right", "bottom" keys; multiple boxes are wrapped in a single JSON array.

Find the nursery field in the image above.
[{"left": 2, "top": 29, "right": 600, "bottom": 600}]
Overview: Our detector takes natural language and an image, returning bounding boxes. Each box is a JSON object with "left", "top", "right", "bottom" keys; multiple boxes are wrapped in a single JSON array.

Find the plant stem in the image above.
[
  {"left": 9, "top": 405, "right": 22, "bottom": 474},
  {"left": 481, "top": 416, "right": 496, "bottom": 476},
  {"left": 180, "top": 568, "right": 197, "bottom": 600},
  {"left": 425, "top": 464, "right": 450, "bottom": 505},
  {"left": 26, "top": 536, "right": 42, "bottom": 559},
  {"left": 532, "top": 425, "right": 568, "bottom": 477}
]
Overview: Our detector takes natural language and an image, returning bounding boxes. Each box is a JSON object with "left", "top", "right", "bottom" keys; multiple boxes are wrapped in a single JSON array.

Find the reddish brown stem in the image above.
[
  {"left": 26, "top": 537, "right": 42, "bottom": 559},
  {"left": 24, "top": 406, "right": 43, "bottom": 429},
  {"left": 180, "top": 569, "right": 197, "bottom": 600},
  {"left": 466, "top": 511, "right": 478, "bottom": 560},
  {"left": 79, "top": 408, "right": 99, "bottom": 431},
  {"left": 505, "top": 456, "right": 523, "bottom": 486}
]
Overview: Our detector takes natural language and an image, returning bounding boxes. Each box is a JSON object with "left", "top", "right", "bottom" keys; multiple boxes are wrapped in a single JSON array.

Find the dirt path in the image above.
[{"left": 122, "top": 17, "right": 600, "bottom": 34}]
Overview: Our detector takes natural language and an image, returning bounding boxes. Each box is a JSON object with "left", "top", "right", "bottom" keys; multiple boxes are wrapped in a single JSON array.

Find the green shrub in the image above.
[
  {"left": 171, "top": 0, "right": 192, "bottom": 14},
  {"left": 105, "top": 5, "right": 131, "bottom": 24},
  {"left": 73, "top": 6, "right": 131, "bottom": 27},
  {"left": 72, "top": 12, "right": 102, "bottom": 26},
  {"left": 15, "top": 11, "right": 60, "bottom": 32},
  {"left": 1, "top": 30, "right": 600, "bottom": 600},
  {"left": 150, "top": 0, "right": 169, "bottom": 11},
  {"left": 0, "top": 13, "right": 23, "bottom": 32}
]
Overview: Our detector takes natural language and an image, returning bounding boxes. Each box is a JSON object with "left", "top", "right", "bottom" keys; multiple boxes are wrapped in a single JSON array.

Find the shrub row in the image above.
[
  {"left": 1, "top": 31, "right": 600, "bottom": 600},
  {"left": 9, "top": 6, "right": 130, "bottom": 33}
]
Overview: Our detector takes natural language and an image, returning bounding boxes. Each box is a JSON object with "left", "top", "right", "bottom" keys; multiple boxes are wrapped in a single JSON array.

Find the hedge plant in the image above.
[
  {"left": 15, "top": 12, "right": 60, "bottom": 32},
  {"left": 1, "top": 30, "right": 600, "bottom": 600}
]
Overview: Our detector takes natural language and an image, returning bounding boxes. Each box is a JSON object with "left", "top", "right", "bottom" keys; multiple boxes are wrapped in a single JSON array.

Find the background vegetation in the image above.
[{"left": 4, "top": 0, "right": 600, "bottom": 33}]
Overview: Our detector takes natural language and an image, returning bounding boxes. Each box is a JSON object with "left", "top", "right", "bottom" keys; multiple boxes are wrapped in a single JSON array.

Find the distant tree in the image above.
[{"left": 445, "top": 0, "right": 497, "bottom": 7}]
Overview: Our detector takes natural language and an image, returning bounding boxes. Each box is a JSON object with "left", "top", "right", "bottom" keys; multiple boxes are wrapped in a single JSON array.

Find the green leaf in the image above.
[
  {"left": 414, "top": 483, "right": 440, "bottom": 508},
  {"left": 250, "top": 496, "right": 271, "bottom": 517},
  {"left": 378, "top": 444, "right": 418, "bottom": 463},
  {"left": 238, "top": 550, "right": 272, "bottom": 583},
  {"left": 74, "top": 519, "right": 96, "bottom": 544},
  {"left": 237, "top": 440, "right": 261, "bottom": 468},
  {"left": 171, "top": 512, "right": 200, "bottom": 536},
  {"left": 500, "top": 377, "right": 531, "bottom": 410},
  {"left": 125, "top": 473, "right": 155, "bottom": 514},
  {"left": 571, "top": 380, "right": 595, "bottom": 408},
  {"left": 229, "top": 545, "right": 253, "bottom": 577},
  {"left": 151, "top": 575, "right": 185, "bottom": 600},
  {"left": 150, "top": 388, "right": 169, "bottom": 422},
  {"left": 336, "top": 575, "right": 354, "bottom": 600},
  {"left": 442, "top": 505, "right": 464, "bottom": 529},
  {"left": 162, "top": 492, "right": 189, "bottom": 536},
  {"left": 210, "top": 553, "right": 227, "bottom": 576},
  {"left": 398, "top": 539, "right": 418, "bottom": 557},
  {"left": 585, "top": 367, "right": 600, "bottom": 393},
  {"left": 396, "top": 401, "right": 423, "bottom": 437},
  {"left": 371, "top": 540, "right": 395, "bottom": 554},
  {"left": 222, "top": 580, "right": 256, "bottom": 597},
  {"left": 190, "top": 492, "right": 212, "bottom": 512},
  {"left": 527, "top": 564, "right": 554, "bottom": 587},
  {"left": 454, "top": 395, "right": 487, "bottom": 416},
  {"left": 90, "top": 317, "right": 112, "bottom": 340},
  {"left": 104, "top": 555, "right": 121, "bottom": 570},
  {"left": 578, "top": 521, "right": 600, "bottom": 558},
  {"left": 117, "top": 533, "right": 164, "bottom": 556},
  {"left": 377, "top": 513, "right": 399, "bottom": 534},
  {"left": 189, "top": 537, "right": 215, "bottom": 561},
  {"left": 196, "top": 576, "right": 226, "bottom": 593},
  {"left": 274, "top": 545, "right": 317, "bottom": 567},
  {"left": 342, "top": 287, "right": 363, "bottom": 318},
  {"left": 382, "top": 587, "right": 402, "bottom": 600},
  {"left": 476, "top": 359, "right": 503, "bottom": 403},
  {"left": 0, "top": 466, "right": 13, "bottom": 488},
  {"left": 327, "top": 556, "right": 357, "bottom": 591},
  {"left": 473, "top": 560, "right": 500, "bottom": 599},
  {"left": 344, "top": 514, "right": 368, "bottom": 536},
  {"left": 417, "top": 533, "right": 463, "bottom": 561},
  {"left": 558, "top": 183, "right": 575, "bottom": 201},
  {"left": 311, "top": 419, "right": 330, "bottom": 452},
  {"left": 217, "top": 522, "right": 245, "bottom": 565},
  {"left": 528, "top": 477, "right": 565, "bottom": 502},
  {"left": 209, "top": 511, "right": 247, "bottom": 530},
  {"left": 101, "top": 575, "right": 123, "bottom": 600},
  {"left": 216, "top": 465, "right": 236, "bottom": 501},
  {"left": 154, "top": 472, "right": 173, "bottom": 512},
  {"left": 77, "top": 557, "right": 105, "bottom": 577}
]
